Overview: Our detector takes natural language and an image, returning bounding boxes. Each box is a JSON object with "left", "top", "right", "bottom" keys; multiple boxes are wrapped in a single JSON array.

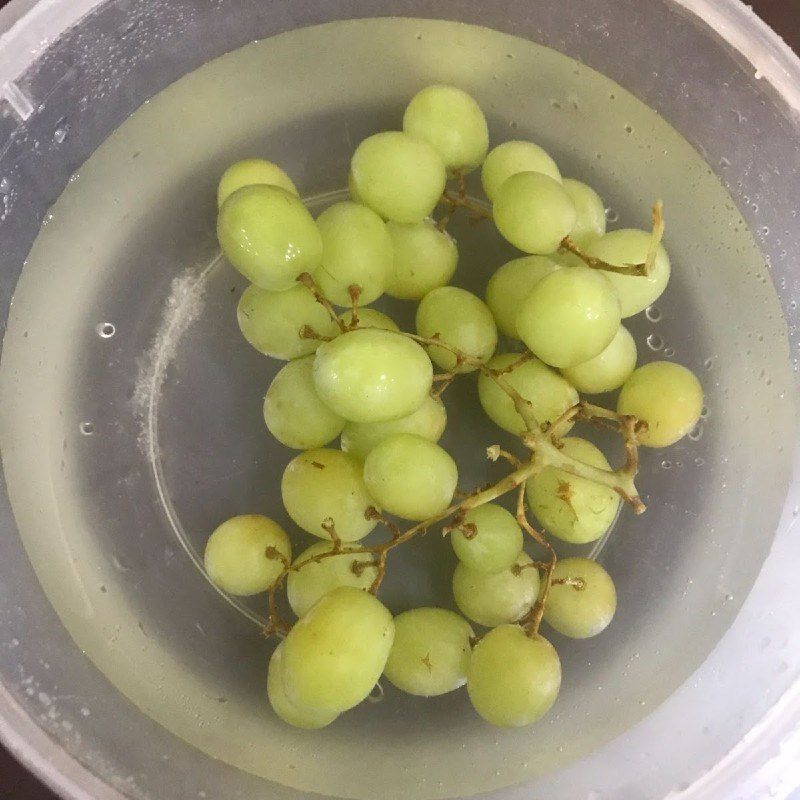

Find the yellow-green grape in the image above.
[
  {"left": 237, "top": 283, "right": 339, "bottom": 360},
  {"left": 204, "top": 515, "right": 291, "bottom": 596},
  {"left": 282, "top": 586, "right": 395, "bottom": 714},
  {"left": 485, "top": 255, "right": 561, "bottom": 339},
  {"left": 516, "top": 266, "right": 621, "bottom": 368},
  {"left": 383, "top": 607, "right": 474, "bottom": 696},
  {"left": 584, "top": 229, "right": 671, "bottom": 317},
  {"left": 561, "top": 325, "right": 637, "bottom": 394},
  {"left": 339, "top": 308, "right": 399, "bottom": 332},
  {"left": 526, "top": 437, "right": 619, "bottom": 545},
  {"left": 452, "top": 553, "right": 540, "bottom": 628},
  {"left": 350, "top": 131, "right": 447, "bottom": 223},
  {"left": 481, "top": 141, "right": 562, "bottom": 201},
  {"left": 287, "top": 542, "right": 379, "bottom": 618},
  {"left": 402, "top": 84, "right": 489, "bottom": 173},
  {"left": 314, "top": 201, "right": 392, "bottom": 306},
  {"left": 451, "top": 503, "right": 523, "bottom": 574},
  {"left": 617, "top": 361, "right": 703, "bottom": 447},
  {"left": 347, "top": 170, "right": 367, "bottom": 205},
  {"left": 263, "top": 356, "right": 345, "bottom": 450},
  {"left": 267, "top": 643, "right": 339, "bottom": 729},
  {"left": 493, "top": 171, "right": 577, "bottom": 255},
  {"left": 341, "top": 396, "right": 447, "bottom": 462},
  {"left": 477, "top": 353, "right": 578, "bottom": 436},
  {"left": 385, "top": 219, "right": 458, "bottom": 300},
  {"left": 562, "top": 178, "right": 606, "bottom": 247},
  {"left": 467, "top": 625, "right": 561, "bottom": 727},
  {"left": 313, "top": 329, "right": 433, "bottom": 423},
  {"left": 551, "top": 251, "right": 586, "bottom": 269},
  {"left": 217, "top": 159, "right": 298, "bottom": 208},
  {"left": 363, "top": 433, "right": 457, "bottom": 521},
  {"left": 544, "top": 558, "right": 617, "bottom": 639},
  {"left": 415, "top": 286, "right": 497, "bottom": 373},
  {"left": 218, "top": 185, "right": 322, "bottom": 291},
  {"left": 281, "top": 449, "right": 377, "bottom": 541}
]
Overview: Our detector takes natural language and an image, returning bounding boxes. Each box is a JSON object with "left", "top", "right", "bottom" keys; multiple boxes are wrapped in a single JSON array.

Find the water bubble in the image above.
[
  {"left": 79, "top": 421, "right": 95, "bottom": 436},
  {"left": 645, "top": 305, "right": 662, "bottom": 322},
  {"left": 694, "top": 457, "right": 705, "bottom": 466},
  {"left": 663, "top": 346, "right": 675, "bottom": 358},
  {"left": 624, "top": 123, "right": 633, "bottom": 134},
  {"left": 688, "top": 425, "right": 703, "bottom": 442},
  {"left": 52, "top": 119, "right": 69, "bottom": 144},
  {"left": 646, "top": 334, "right": 664, "bottom": 351},
  {"left": 762, "top": 226, "right": 770, "bottom": 235},
  {"left": 604, "top": 207, "right": 619, "bottom": 223},
  {"left": 97, "top": 322, "right": 116, "bottom": 339},
  {"left": 700, "top": 406, "right": 709, "bottom": 419},
  {"left": 0, "top": 177, "right": 10, "bottom": 194},
  {"left": 661, "top": 459, "right": 672, "bottom": 470},
  {"left": 703, "top": 358, "right": 713, "bottom": 370},
  {"left": 790, "top": 300, "right": 797, "bottom": 311},
  {"left": 367, "top": 681, "right": 384, "bottom": 703}
]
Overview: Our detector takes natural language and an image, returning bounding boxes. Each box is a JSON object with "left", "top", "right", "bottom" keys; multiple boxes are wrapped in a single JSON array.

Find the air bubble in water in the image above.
[
  {"left": 646, "top": 334, "right": 663, "bottom": 351},
  {"left": 645, "top": 305, "right": 662, "bottom": 323},
  {"left": 624, "top": 123, "right": 633, "bottom": 134},
  {"left": 367, "top": 681, "right": 384, "bottom": 703},
  {"left": 703, "top": 358, "right": 713, "bottom": 370},
  {"left": 700, "top": 406, "right": 709, "bottom": 419},
  {"left": 688, "top": 425, "right": 703, "bottom": 441},
  {"left": 661, "top": 460, "right": 672, "bottom": 470},
  {"left": 663, "top": 347, "right": 675, "bottom": 357},
  {"left": 0, "top": 177, "right": 9, "bottom": 194},
  {"left": 694, "top": 457, "right": 705, "bottom": 467},
  {"left": 604, "top": 207, "right": 619, "bottom": 223},
  {"left": 79, "top": 421, "right": 95, "bottom": 436},
  {"left": 52, "top": 120, "right": 69, "bottom": 144},
  {"left": 97, "top": 322, "right": 116, "bottom": 338}
]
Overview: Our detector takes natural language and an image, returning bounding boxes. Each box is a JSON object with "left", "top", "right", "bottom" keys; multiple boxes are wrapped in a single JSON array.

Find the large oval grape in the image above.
[
  {"left": 561, "top": 325, "right": 637, "bottom": 394},
  {"left": 481, "top": 141, "right": 562, "bottom": 201},
  {"left": 218, "top": 159, "right": 298, "bottom": 208},
  {"left": 451, "top": 503, "right": 523, "bottom": 574},
  {"left": 562, "top": 178, "right": 606, "bottom": 247}
]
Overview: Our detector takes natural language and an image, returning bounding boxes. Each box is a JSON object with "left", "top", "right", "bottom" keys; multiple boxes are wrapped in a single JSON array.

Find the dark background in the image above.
[{"left": 0, "top": 0, "right": 798, "bottom": 797}]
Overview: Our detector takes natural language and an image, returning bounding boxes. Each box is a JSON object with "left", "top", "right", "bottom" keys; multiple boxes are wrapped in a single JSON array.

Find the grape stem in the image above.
[{"left": 297, "top": 272, "right": 348, "bottom": 333}]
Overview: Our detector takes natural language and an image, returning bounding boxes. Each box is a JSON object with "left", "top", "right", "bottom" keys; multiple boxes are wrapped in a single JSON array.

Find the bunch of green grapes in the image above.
[{"left": 204, "top": 84, "right": 704, "bottom": 731}]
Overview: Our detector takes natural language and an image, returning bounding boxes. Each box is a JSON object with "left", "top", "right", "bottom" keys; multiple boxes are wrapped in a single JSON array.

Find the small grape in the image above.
[
  {"left": 363, "top": 433, "right": 457, "bottom": 521},
  {"left": 516, "top": 266, "right": 621, "bottom": 368},
  {"left": 217, "top": 159, "right": 298, "bottom": 208},
  {"left": 383, "top": 607, "right": 474, "bottom": 696},
  {"left": 281, "top": 449, "right": 377, "bottom": 541},
  {"left": 313, "top": 329, "right": 433, "bottom": 423},
  {"left": 452, "top": 552, "right": 540, "bottom": 628},
  {"left": 561, "top": 325, "right": 637, "bottom": 394},
  {"left": 341, "top": 396, "right": 447, "bottom": 462},
  {"left": 281, "top": 586, "right": 395, "bottom": 714},
  {"left": 385, "top": 219, "right": 458, "bottom": 300},
  {"left": 562, "top": 178, "right": 606, "bottom": 247},
  {"left": 485, "top": 255, "right": 561, "bottom": 339},
  {"left": 237, "top": 283, "right": 339, "bottom": 360},
  {"left": 350, "top": 132, "right": 447, "bottom": 223},
  {"left": 402, "top": 84, "right": 489, "bottom": 173},
  {"left": 204, "top": 515, "right": 291, "bottom": 596},
  {"left": 314, "top": 201, "right": 392, "bottom": 306},
  {"left": 526, "top": 437, "right": 619, "bottom": 544},
  {"left": 217, "top": 185, "right": 322, "bottom": 290},
  {"left": 493, "top": 171, "right": 577, "bottom": 255},
  {"left": 451, "top": 503, "right": 523, "bottom": 574},
  {"left": 287, "top": 542, "right": 379, "bottom": 618},
  {"left": 584, "top": 229, "right": 671, "bottom": 317},
  {"left": 467, "top": 625, "right": 561, "bottom": 727},
  {"left": 544, "top": 558, "right": 617, "bottom": 639},
  {"left": 477, "top": 353, "right": 578, "bottom": 436},
  {"left": 481, "top": 141, "right": 562, "bottom": 201},
  {"left": 267, "top": 643, "right": 339, "bottom": 729},
  {"left": 263, "top": 356, "right": 345, "bottom": 450},
  {"left": 339, "top": 308, "right": 399, "bottom": 332},
  {"left": 617, "top": 361, "right": 703, "bottom": 447},
  {"left": 415, "top": 286, "right": 497, "bottom": 373}
]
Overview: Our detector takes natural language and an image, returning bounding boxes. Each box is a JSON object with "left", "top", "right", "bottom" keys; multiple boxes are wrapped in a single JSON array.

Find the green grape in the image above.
[
  {"left": 551, "top": 251, "right": 586, "bottom": 269},
  {"left": 584, "top": 229, "right": 671, "bottom": 317},
  {"left": 544, "top": 558, "right": 617, "bottom": 639},
  {"left": 617, "top": 361, "right": 703, "bottom": 447},
  {"left": 263, "top": 356, "right": 345, "bottom": 450},
  {"left": 217, "top": 159, "right": 298, "bottom": 208},
  {"left": 282, "top": 586, "right": 395, "bottom": 714},
  {"left": 347, "top": 170, "right": 368, "bottom": 205},
  {"left": 385, "top": 219, "right": 458, "bottom": 300},
  {"left": 481, "top": 141, "right": 562, "bottom": 201},
  {"left": 281, "top": 449, "right": 377, "bottom": 541},
  {"left": 339, "top": 308, "right": 399, "bottom": 332},
  {"left": 516, "top": 266, "right": 621, "bottom": 368},
  {"left": 415, "top": 286, "right": 497, "bottom": 373},
  {"left": 451, "top": 503, "right": 523, "bottom": 574},
  {"left": 477, "top": 353, "right": 578, "bottom": 436},
  {"left": 218, "top": 185, "right": 322, "bottom": 291},
  {"left": 237, "top": 283, "right": 339, "bottom": 361},
  {"left": 313, "top": 329, "right": 433, "bottom": 423},
  {"left": 363, "top": 433, "right": 457, "bottom": 521},
  {"left": 267, "top": 643, "right": 339, "bottom": 729},
  {"left": 526, "top": 437, "right": 619, "bottom": 545},
  {"left": 561, "top": 325, "right": 637, "bottom": 394},
  {"left": 314, "top": 201, "right": 392, "bottom": 306},
  {"left": 383, "top": 607, "right": 474, "bottom": 696},
  {"left": 402, "top": 84, "right": 489, "bottom": 174},
  {"left": 467, "top": 625, "right": 561, "bottom": 727},
  {"left": 485, "top": 255, "right": 561, "bottom": 339},
  {"left": 286, "top": 542, "right": 379, "bottom": 618},
  {"left": 452, "top": 553, "right": 540, "bottom": 628},
  {"left": 204, "top": 515, "right": 291, "bottom": 596},
  {"left": 341, "top": 395, "right": 447, "bottom": 461},
  {"left": 493, "top": 171, "right": 577, "bottom": 255},
  {"left": 562, "top": 178, "right": 606, "bottom": 247},
  {"left": 350, "top": 131, "right": 447, "bottom": 223}
]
